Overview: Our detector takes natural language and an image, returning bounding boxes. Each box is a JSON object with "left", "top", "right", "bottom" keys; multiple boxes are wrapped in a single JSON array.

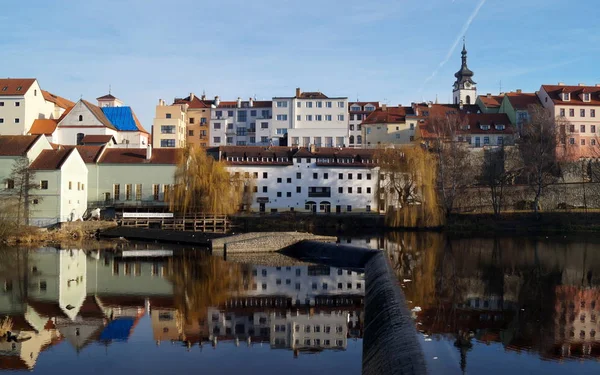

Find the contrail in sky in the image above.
[{"left": 420, "top": 0, "right": 487, "bottom": 90}]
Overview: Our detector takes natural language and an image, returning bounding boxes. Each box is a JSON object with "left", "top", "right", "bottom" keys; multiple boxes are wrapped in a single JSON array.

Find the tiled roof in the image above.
[
  {"left": 173, "top": 95, "right": 214, "bottom": 109},
  {"left": 349, "top": 102, "right": 380, "bottom": 112},
  {"left": 299, "top": 92, "right": 328, "bottom": 99},
  {"left": 81, "top": 135, "right": 115, "bottom": 144},
  {"left": 478, "top": 95, "right": 503, "bottom": 108},
  {"left": 214, "top": 100, "right": 272, "bottom": 109},
  {"left": 42, "top": 90, "right": 75, "bottom": 109},
  {"left": 63, "top": 145, "right": 104, "bottom": 163},
  {"left": 97, "top": 93, "right": 117, "bottom": 100},
  {"left": 504, "top": 92, "right": 541, "bottom": 110},
  {"left": 57, "top": 105, "right": 74, "bottom": 122},
  {"left": 98, "top": 148, "right": 179, "bottom": 164},
  {"left": 542, "top": 84, "right": 600, "bottom": 106},
  {"left": 81, "top": 100, "right": 117, "bottom": 130},
  {"left": 29, "top": 148, "right": 75, "bottom": 170},
  {"left": 29, "top": 119, "right": 58, "bottom": 135},
  {"left": 362, "top": 106, "right": 413, "bottom": 125},
  {"left": 27, "top": 300, "right": 70, "bottom": 318},
  {"left": 216, "top": 146, "right": 294, "bottom": 158},
  {"left": 0, "top": 135, "right": 42, "bottom": 156},
  {"left": 101, "top": 106, "right": 149, "bottom": 133},
  {"left": 294, "top": 147, "right": 377, "bottom": 159},
  {"left": 418, "top": 110, "right": 514, "bottom": 139},
  {"left": 0, "top": 78, "right": 36, "bottom": 96}
]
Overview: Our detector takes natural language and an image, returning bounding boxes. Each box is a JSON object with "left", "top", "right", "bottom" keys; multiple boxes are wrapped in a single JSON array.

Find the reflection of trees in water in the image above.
[
  {"left": 167, "top": 252, "right": 252, "bottom": 325},
  {"left": 0, "top": 247, "right": 32, "bottom": 307},
  {"left": 386, "top": 233, "right": 600, "bottom": 363}
]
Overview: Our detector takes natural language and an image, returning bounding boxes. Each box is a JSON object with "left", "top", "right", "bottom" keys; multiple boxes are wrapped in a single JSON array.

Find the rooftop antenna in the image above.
[
  {"left": 499, "top": 80, "right": 502, "bottom": 93},
  {"left": 109, "top": 84, "right": 111, "bottom": 95}
]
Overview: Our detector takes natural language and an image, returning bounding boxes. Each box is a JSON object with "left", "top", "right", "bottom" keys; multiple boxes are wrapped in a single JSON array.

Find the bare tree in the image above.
[
  {"left": 427, "top": 114, "right": 474, "bottom": 215},
  {"left": 479, "top": 146, "right": 522, "bottom": 215},
  {"left": 3, "top": 157, "right": 40, "bottom": 226},
  {"left": 518, "top": 105, "right": 569, "bottom": 213}
]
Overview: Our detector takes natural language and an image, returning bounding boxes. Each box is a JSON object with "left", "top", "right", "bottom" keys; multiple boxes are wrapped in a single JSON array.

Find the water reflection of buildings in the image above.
[
  {"left": 0, "top": 248, "right": 364, "bottom": 369},
  {"left": 388, "top": 235, "right": 600, "bottom": 369}
]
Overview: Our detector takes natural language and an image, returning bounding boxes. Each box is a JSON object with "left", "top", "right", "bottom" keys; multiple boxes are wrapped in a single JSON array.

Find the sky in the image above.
[{"left": 2, "top": 0, "right": 600, "bottom": 126}]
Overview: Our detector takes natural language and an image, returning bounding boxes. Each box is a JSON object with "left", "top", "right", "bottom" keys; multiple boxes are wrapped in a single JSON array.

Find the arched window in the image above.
[
  {"left": 34, "top": 89, "right": 37, "bottom": 96},
  {"left": 78, "top": 115, "right": 83, "bottom": 122},
  {"left": 466, "top": 95, "right": 471, "bottom": 105},
  {"left": 349, "top": 135, "right": 355, "bottom": 144},
  {"left": 76, "top": 133, "right": 84, "bottom": 145},
  {"left": 357, "top": 135, "right": 362, "bottom": 144}
]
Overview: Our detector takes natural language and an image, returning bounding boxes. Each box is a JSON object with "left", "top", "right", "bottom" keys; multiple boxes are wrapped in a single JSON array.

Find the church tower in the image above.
[{"left": 453, "top": 41, "right": 477, "bottom": 105}]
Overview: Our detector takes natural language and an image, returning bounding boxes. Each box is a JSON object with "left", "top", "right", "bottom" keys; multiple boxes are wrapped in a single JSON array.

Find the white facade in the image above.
[
  {"left": 56, "top": 100, "right": 118, "bottom": 145},
  {"left": 273, "top": 90, "right": 349, "bottom": 147},
  {"left": 0, "top": 80, "right": 53, "bottom": 135},
  {"left": 348, "top": 102, "right": 379, "bottom": 147},
  {"left": 210, "top": 98, "right": 272, "bottom": 147},
  {"left": 226, "top": 157, "right": 379, "bottom": 213}
]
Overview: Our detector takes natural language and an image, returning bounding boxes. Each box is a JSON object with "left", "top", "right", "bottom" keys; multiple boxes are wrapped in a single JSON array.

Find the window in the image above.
[
  {"left": 0, "top": 119, "right": 3, "bottom": 124},
  {"left": 581, "top": 139, "right": 586, "bottom": 146},
  {"left": 277, "top": 178, "right": 282, "bottom": 183},
  {"left": 348, "top": 173, "right": 353, "bottom": 180},
  {"left": 296, "top": 115, "right": 301, "bottom": 121},
  {"left": 338, "top": 115, "right": 345, "bottom": 121},
  {"left": 125, "top": 184, "right": 132, "bottom": 200},
  {"left": 560, "top": 108, "right": 565, "bottom": 117},
  {"left": 498, "top": 136, "right": 503, "bottom": 145},
  {"left": 253, "top": 172, "right": 259, "bottom": 178},
  {"left": 68, "top": 181, "right": 72, "bottom": 190},
  {"left": 581, "top": 109, "right": 586, "bottom": 117},
  {"left": 228, "top": 111, "right": 234, "bottom": 117},
  {"left": 286, "top": 192, "right": 291, "bottom": 197},
  {"left": 306, "top": 115, "right": 313, "bottom": 121},
  {"left": 135, "top": 184, "right": 142, "bottom": 200},
  {"left": 14, "top": 118, "right": 19, "bottom": 123},
  {"left": 592, "top": 109, "right": 596, "bottom": 118},
  {"left": 296, "top": 186, "right": 301, "bottom": 193},
  {"left": 347, "top": 205, "right": 352, "bottom": 212},
  {"left": 40, "top": 180, "right": 48, "bottom": 190},
  {"left": 584, "top": 93, "right": 591, "bottom": 102},
  {"left": 592, "top": 125, "right": 596, "bottom": 133},
  {"left": 237, "top": 111, "right": 247, "bottom": 122},
  {"left": 306, "top": 101, "right": 313, "bottom": 108},
  {"left": 277, "top": 192, "right": 282, "bottom": 197},
  {"left": 312, "top": 172, "right": 318, "bottom": 179},
  {"left": 484, "top": 136, "right": 490, "bottom": 145},
  {"left": 113, "top": 184, "right": 120, "bottom": 200},
  {"left": 77, "top": 114, "right": 83, "bottom": 121},
  {"left": 166, "top": 113, "right": 172, "bottom": 119},
  {"left": 262, "top": 186, "right": 267, "bottom": 193},
  {"left": 569, "top": 124, "right": 575, "bottom": 132},
  {"left": 357, "top": 173, "right": 362, "bottom": 180},
  {"left": 160, "top": 139, "right": 175, "bottom": 147},
  {"left": 592, "top": 139, "right": 597, "bottom": 146},
  {"left": 324, "top": 173, "right": 328, "bottom": 179},
  {"left": 276, "top": 101, "right": 288, "bottom": 108},
  {"left": 287, "top": 177, "right": 292, "bottom": 183},
  {"left": 563, "top": 93, "right": 570, "bottom": 101},
  {"left": 161, "top": 125, "right": 175, "bottom": 134},
  {"left": 296, "top": 172, "right": 301, "bottom": 179},
  {"left": 253, "top": 186, "right": 258, "bottom": 193},
  {"left": 347, "top": 187, "right": 352, "bottom": 193},
  {"left": 338, "top": 101, "right": 345, "bottom": 108},
  {"left": 338, "top": 187, "right": 343, "bottom": 193},
  {"left": 276, "top": 114, "right": 288, "bottom": 121},
  {"left": 569, "top": 138, "right": 575, "bottom": 145},
  {"left": 357, "top": 187, "right": 362, "bottom": 194},
  {"left": 0, "top": 102, "right": 3, "bottom": 106},
  {"left": 581, "top": 125, "right": 586, "bottom": 133},
  {"left": 213, "top": 137, "right": 221, "bottom": 143},
  {"left": 5, "top": 179, "right": 14, "bottom": 189},
  {"left": 338, "top": 173, "right": 343, "bottom": 179},
  {"left": 366, "top": 187, "right": 371, "bottom": 193},
  {"left": 570, "top": 109, "right": 575, "bottom": 117},
  {"left": 188, "top": 130, "right": 194, "bottom": 136},
  {"left": 262, "top": 172, "right": 268, "bottom": 178},
  {"left": 153, "top": 184, "right": 160, "bottom": 200}
]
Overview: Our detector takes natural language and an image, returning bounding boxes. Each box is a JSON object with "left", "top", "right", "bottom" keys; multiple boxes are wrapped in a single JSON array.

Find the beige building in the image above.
[
  {"left": 174, "top": 93, "right": 214, "bottom": 148},
  {"left": 152, "top": 100, "right": 187, "bottom": 148},
  {"left": 361, "top": 105, "right": 416, "bottom": 146}
]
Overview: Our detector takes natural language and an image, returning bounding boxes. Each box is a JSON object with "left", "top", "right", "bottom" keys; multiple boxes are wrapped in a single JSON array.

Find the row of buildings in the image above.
[{"left": 3, "top": 44, "right": 600, "bottom": 223}]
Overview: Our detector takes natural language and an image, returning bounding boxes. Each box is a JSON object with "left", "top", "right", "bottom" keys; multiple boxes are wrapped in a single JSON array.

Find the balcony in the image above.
[{"left": 308, "top": 192, "right": 331, "bottom": 198}]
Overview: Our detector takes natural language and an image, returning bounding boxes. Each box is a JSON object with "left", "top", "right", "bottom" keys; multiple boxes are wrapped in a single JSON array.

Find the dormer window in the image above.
[
  {"left": 1, "top": 86, "right": 7, "bottom": 91},
  {"left": 16, "top": 86, "right": 22, "bottom": 91},
  {"left": 351, "top": 106, "right": 361, "bottom": 111},
  {"left": 495, "top": 124, "right": 505, "bottom": 130},
  {"left": 462, "top": 125, "right": 471, "bottom": 130},
  {"left": 584, "top": 93, "right": 591, "bottom": 102},
  {"left": 562, "top": 92, "right": 570, "bottom": 101},
  {"left": 365, "top": 105, "right": 375, "bottom": 111},
  {"left": 480, "top": 125, "right": 490, "bottom": 130}
]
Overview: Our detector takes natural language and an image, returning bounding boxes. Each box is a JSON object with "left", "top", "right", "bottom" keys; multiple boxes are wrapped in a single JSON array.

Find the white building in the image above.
[
  {"left": 0, "top": 79, "right": 56, "bottom": 135},
  {"left": 348, "top": 102, "right": 379, "bottom": 148},
  {"left": 213, "top": 146, "right": 380, "bottom": 213},
  {"left": 210, "top": 97, "right": 272, "bottom": 147},
  {"left": 272, "top": 88, "right": 349, "bottom": 147}
]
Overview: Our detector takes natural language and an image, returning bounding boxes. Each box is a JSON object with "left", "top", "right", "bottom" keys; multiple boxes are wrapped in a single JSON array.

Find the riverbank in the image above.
[
  {"left": 1, "top": 221, "right": 119, "bottom": 247},
  {"left": 446, "top": 212, "right": 600, "bottom": 234}
]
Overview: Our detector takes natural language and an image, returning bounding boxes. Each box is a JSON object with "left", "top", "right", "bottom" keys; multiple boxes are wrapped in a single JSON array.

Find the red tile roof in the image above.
[
  {"left": 362, "top": 106, "right": 413, "bottom": 125},
  {"left": 0, "top": 135, "right": 43, "bottom": 156},
  {"left": 0, "top": 78, "right": 36, "bottom": 96},
  {"left": 477, "top": 95, "right": 503, "bottom": 108},
  {"left": 504, "top": 92, "right": 541, "bottom": 110},
  {"left": 29, "top": 148, "right": 75, "bottom": 170},
  {"left": 81, "top": 135, "right": 115, "bottom": 144},
  {"left": 173, "top": 95, "right": 214, "bottom": 109},
  {"left": 97, "top": 94, "right": 117, "bottom": 100},
  {"left": 62, "top": 145, "right": 105, "bottom": 163},
  {"left": 42, "top": 90, "right": 75, "bottom": 109},
  {"left": 29, "top": 119, "right": 58, "bottom": 135},
  {"left": 299, "top": 92, "right": 328, "bottom": 99},
  {"left": 98, "top": 148, "right": 179, "bottom": 164},
  {"left": 542, "top": 84, "right": 600, "bottom": 106}
]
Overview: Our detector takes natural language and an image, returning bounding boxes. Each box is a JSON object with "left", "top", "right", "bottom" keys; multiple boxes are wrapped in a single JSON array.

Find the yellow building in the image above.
[
  {"left": 174, "top": 93, "right": 214, "bottom": 148},
  {"left": 152, "top": 100, "right": 187, "bottom": 148},
  {"left": 361, "top": 105, "right": 417, "bottom": 147}
]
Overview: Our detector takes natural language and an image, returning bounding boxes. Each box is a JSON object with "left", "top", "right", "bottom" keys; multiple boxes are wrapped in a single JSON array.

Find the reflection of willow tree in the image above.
[
  {"left": 168, "top": 253, "right": 252, "bottom": 324},
  {"left": 376, "top": 147, "right": 444, "bottom": 228},
  {"left": 170, "top": 147, "right": 244, "bottom": 215}
]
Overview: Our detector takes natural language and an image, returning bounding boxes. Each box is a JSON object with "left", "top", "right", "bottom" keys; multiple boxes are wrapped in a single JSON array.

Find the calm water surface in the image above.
[
  {"left": 3, "top": 233, "right": 600, "bottom": 374},
  {"left": 0, "top": 245, "right": 363, "bottom": 374}
]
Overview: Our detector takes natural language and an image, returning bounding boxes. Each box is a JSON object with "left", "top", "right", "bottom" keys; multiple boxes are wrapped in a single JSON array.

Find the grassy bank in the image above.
[{"left": 1, "top": 221, "right": 119, "bottom": 247}]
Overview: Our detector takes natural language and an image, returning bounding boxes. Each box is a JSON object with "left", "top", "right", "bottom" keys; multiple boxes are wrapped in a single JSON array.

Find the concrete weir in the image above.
[
  {"left": 211, "top": 232, "right": 337, "bottom": 254},
  {"left": 283, "top": 241, "right": 428, "bottom": 375}
]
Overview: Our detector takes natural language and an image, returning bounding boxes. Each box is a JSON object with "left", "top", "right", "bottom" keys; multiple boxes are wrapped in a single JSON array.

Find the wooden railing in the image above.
[{"left": 117, "top": 213, "right": 230, "bottom": 233}]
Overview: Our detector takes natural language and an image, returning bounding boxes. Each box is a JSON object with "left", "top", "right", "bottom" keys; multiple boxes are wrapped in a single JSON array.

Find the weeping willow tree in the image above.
[
  {"left": 168, "top": 252, "right": 252, "bottom": 325},
  {"left": 376, "top": 146, "right": 444, "bottom": 228},
  {"left": 170, "top": 146, "right": 243, "bottom": 215}
]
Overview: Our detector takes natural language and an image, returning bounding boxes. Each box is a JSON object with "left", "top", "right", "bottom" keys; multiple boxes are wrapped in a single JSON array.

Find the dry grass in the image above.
[
  {"left": 0, "top": 317, "right": 13, "bottom": 337},
  {"left": 2, "top": 221, "right": 118, "bottom": 246}
]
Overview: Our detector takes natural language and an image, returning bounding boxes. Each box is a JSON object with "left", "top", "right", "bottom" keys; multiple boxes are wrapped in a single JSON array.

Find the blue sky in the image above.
[{"left": 2, "top": 0, "right": 600, "bottom": 126}]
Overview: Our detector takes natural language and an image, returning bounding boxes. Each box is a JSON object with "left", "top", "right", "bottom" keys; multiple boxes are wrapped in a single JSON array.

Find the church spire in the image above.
[{"left": 452, "top": 38, "right": 477, "bottom": 105}]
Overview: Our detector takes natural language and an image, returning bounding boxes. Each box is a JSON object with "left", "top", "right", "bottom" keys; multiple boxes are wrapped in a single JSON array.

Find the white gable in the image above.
[{"left": 58, "top": 101, "right": 104, "bottom": 127}]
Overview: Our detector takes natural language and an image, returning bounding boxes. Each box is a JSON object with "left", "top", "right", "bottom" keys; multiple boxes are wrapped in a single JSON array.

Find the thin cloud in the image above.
[{"left": 420, "top": 0, "right": 488, "bottom": 91}]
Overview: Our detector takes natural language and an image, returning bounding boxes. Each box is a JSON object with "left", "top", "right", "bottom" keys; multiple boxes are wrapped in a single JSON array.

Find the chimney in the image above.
[
  {"left": 214, "top": 96, "right": 220, "bottom": 107},
  {"left": 237, "top": 97, "right": 242, "bottom": 108},
  {"left": 309, "top": 144, "right": 316, "bottom": 153},
  {"left": 381, "top": 104, "right": 387, "bottom": 111},
  {"left": 295, "top": 87, "right": 301, "bottom": 98},
  {"left": 579, "top": 83, "right": 586, "bottom": 87},
  {"left": 486, "top": 93, "right": 492, "bottom": 97},
  {"left": 516, "top": 89, "right": 522, "bottom": 93},
  {"left": 190, "top": 93, "right": 195, "bottom": 101},
  {"left": 146, "top": 144, "right": 152, "bottom": 160},
  {"left": 249, "top": 97, "right": 254, "bottom": 107},
  {"left": 459, "top": 100, "right": 464, "bottom": 110},
  {"left": 558, "top": 82, "right": 565, "bottom": 86}
]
